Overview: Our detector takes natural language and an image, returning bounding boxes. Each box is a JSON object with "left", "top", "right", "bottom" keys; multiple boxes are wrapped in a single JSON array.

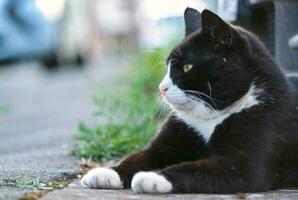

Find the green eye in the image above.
[{"left": 183, "top": 64, "right": 193, "bottom": 72}]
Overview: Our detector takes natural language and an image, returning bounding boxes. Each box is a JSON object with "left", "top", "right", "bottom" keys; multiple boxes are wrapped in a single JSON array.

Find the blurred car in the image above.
[{"left": 0, "top": 0, "right": 88, "bottom": 68}]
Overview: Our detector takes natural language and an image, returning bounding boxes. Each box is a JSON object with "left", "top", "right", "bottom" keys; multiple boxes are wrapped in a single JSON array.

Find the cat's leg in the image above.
[
  {"left": 131, "top": 157, "right": 269, "bottom": 194},
  {"left": 81, "top": 115, "right": 205, "bottom": 189}
]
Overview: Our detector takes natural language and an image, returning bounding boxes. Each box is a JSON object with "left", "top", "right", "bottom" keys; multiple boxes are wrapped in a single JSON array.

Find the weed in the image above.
[
  {"left": 73, "top": 49, "right": 170, "bottom": 161},
  {"left": 0, "top": 178, "right": 69, "bottom": 190}
]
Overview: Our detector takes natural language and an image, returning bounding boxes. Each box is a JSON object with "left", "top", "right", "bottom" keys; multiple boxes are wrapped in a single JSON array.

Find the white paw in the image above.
[
  {"left": 131, "top": 171, "right": 172, "bottom": 193},
  {"left": 81, "top": 167, "right": 123, "bottom": 189}
]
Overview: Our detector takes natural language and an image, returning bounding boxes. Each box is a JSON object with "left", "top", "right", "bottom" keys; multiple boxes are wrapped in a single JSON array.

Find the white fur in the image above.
[
  {"left": 159, "top": 63, "right": 174, "bottom": 91},
  {"left": 176, "top": 84, "right": 262, "bottom": 142},
  {"left": 81, "top": 167, "right": 123, "bottom": 189},
  {"left": 160, "top": 62, "right": 194, "bottom": 111},
  {"left": 160, "top": 62, "right": 262, "bottom": 142},
  {"left": 131, "top": 171, "right": 172, "bottom": 193}
]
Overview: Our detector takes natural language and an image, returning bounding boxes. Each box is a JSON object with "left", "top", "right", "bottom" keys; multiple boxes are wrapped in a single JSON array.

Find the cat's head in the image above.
[{"left": 159, "top": 8, "right": 265, "bottom": 119}]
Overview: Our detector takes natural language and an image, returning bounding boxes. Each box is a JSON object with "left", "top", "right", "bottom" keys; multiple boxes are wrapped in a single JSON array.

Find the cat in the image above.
[{"left": 81, "top": 8, "right": 298, "bottom": 194}]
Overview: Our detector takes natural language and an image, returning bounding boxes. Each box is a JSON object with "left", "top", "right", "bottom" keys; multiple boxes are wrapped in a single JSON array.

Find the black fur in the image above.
[
  {"left": 112, "top": 8, "right": 298, "bottom": 193},
  {"left": 184, "top": 7, "right": 201, "bottom": 36}
]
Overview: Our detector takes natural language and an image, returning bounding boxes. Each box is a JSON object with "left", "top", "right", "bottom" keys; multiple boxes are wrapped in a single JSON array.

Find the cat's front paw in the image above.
[
  {"left": 131, "top": 172, "right": 172, "bottom": 193},
  {"left": 81, "top": 167, "right": 123, "bottom": 189}
]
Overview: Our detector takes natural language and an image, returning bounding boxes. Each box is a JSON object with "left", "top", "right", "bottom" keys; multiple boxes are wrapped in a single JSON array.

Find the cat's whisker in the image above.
[
  {"left": 161, "top": 103, "right": 170, "bottom": 119},
  {"left": 184, "top": 89, "right": 220, "bottom": 118},
  {"left": 171, "top": 51, "right": 180, "bottom": 59},
  {"left": 184, "top": 89, "right": 217, "bottom": 100},
  {"left": 187, "top": 95, "right": 219, "bottom": 118},
  {"left": 155, "top": 98, "right": 171, "bottom": 121},
  {"left": 154, "top": 92, "right": 162, "bottom": 98},
  {"left": 207, "top": 82, "right": 212, "bottom": 97},
  {"left": 169, "top": 58, "right": 179, "bottom": 65},
  {"left": 184, "top": 90, "right": 217, "bottom": 109},
  {"left": 151, "top": 61, "right": 166, "bottom": 69},
  {"left": 140, "top": 48, "right": 169, "bottom": 53}
]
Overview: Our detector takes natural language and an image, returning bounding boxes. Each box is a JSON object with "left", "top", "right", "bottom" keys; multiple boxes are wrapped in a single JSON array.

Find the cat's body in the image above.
[{"left": 81, "top": 8, "right": 298, "bottom": 193}]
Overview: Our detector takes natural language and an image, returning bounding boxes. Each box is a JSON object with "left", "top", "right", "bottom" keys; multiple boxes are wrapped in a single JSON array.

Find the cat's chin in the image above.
[
  {"left": 169, "top": 100, "right": 218, "bottom": 120},
  {"left": 168, "top": 102, "right": 194, "bottom": 112},
  {"left": 162, "top": 92, "right": 196, "bottom": 112}
]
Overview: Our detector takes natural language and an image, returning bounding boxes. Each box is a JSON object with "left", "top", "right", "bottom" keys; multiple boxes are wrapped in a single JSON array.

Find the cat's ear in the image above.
[
  {"left": 184, "top": 7, "right": 201, "bottom": 37},
  {"left": 201, "top": 9, "right": 234, "bottom": 48}
]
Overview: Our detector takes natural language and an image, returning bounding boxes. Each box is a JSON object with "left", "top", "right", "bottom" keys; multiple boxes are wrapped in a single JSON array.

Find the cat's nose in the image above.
[{"left": 159, "top": 85, "right": 169, "bottom": 95}]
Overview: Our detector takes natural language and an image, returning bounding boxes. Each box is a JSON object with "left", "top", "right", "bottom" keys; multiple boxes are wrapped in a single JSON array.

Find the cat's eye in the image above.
[{"left": 183, "top": 64, "right": 193, "bottom": 72}]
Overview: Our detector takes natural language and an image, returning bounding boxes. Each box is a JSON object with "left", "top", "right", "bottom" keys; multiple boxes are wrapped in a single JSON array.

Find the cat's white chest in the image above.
[
  {"left": 175, "top": 84, "right": 261, "bottom": 143},
  {"left": 176, "top": 112, "right": 227, "bottom": 142}
]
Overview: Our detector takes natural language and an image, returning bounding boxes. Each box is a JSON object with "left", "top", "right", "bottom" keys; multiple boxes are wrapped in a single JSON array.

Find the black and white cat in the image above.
[{"left": 81, "top": 8, "right": 298, "bottom": 194}]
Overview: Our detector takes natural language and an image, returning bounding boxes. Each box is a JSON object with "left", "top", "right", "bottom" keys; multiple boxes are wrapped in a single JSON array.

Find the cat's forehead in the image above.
[{"left": 169, "top": 35, "right": 213, "bottom": 63}]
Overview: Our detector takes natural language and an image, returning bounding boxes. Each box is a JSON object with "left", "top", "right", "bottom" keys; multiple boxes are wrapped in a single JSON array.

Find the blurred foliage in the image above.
[
  {"left": 73, "top": 49, "right": 170, "bottom": 161},
  {"left": 0, "top": 105, "right": 11, "bottom": 116}
]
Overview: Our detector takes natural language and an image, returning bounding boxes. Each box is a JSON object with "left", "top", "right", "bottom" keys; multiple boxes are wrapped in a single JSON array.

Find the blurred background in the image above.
[
  {"left": 0, "top": 0, "right": 297, "bottom": 69},
  {"left": 0, "top": 0, "right": 298, "bottom": 198}
]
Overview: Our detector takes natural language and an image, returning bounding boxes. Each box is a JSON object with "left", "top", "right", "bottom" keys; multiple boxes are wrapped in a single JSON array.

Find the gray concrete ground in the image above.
[
  {"left": 0, "top": 61, "right": 120, "bottom": 200},
  {"left": 41, "top": 180, "right": 298, "bottom": 200}
]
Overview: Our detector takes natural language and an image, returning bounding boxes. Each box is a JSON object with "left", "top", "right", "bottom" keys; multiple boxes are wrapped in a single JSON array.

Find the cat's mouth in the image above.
[
  {"left": 159, "top": 80, "right": 217, "bottom": 114},
  {"left": 162, "top": 93, "right": 194, "bottom": 111},
  {"left": 162, "top": 89, "right": 222, "bottom": 119}
]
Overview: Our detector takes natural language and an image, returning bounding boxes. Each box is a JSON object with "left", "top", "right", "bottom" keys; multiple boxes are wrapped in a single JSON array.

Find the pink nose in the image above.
[{"left": 159, "top": 85, "right": 168, "bottom": 95}]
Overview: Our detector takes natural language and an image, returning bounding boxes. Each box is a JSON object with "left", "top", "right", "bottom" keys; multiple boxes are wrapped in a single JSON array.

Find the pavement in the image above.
[
  {"left": 0, "top": 61, "right": 121, "bottom": 200},
  {"left": 41, "top": 180, "right": 298, "bottom": 200}
]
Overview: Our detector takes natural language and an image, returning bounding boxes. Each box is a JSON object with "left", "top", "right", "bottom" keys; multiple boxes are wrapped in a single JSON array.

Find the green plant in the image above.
[
  {"left": 73, "top": 49, "right": 170, "bottom": 161},
  {"left": 0, "top": 178, "right": 69, "bottom": 190},
  {"left": 0, "top": 105, "right": 11, "bottom": 116}
]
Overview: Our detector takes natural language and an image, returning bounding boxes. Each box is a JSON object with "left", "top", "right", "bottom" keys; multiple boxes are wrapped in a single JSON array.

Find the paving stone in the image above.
[
  {"left": 0, "top": 186, "right": 32, "bottom": 200},
  {"left": 41, "top": 180, "right": 298, "bottom": 200},
  {"left": 0, "top": 61, "right": 122, "bottom": 199}
]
